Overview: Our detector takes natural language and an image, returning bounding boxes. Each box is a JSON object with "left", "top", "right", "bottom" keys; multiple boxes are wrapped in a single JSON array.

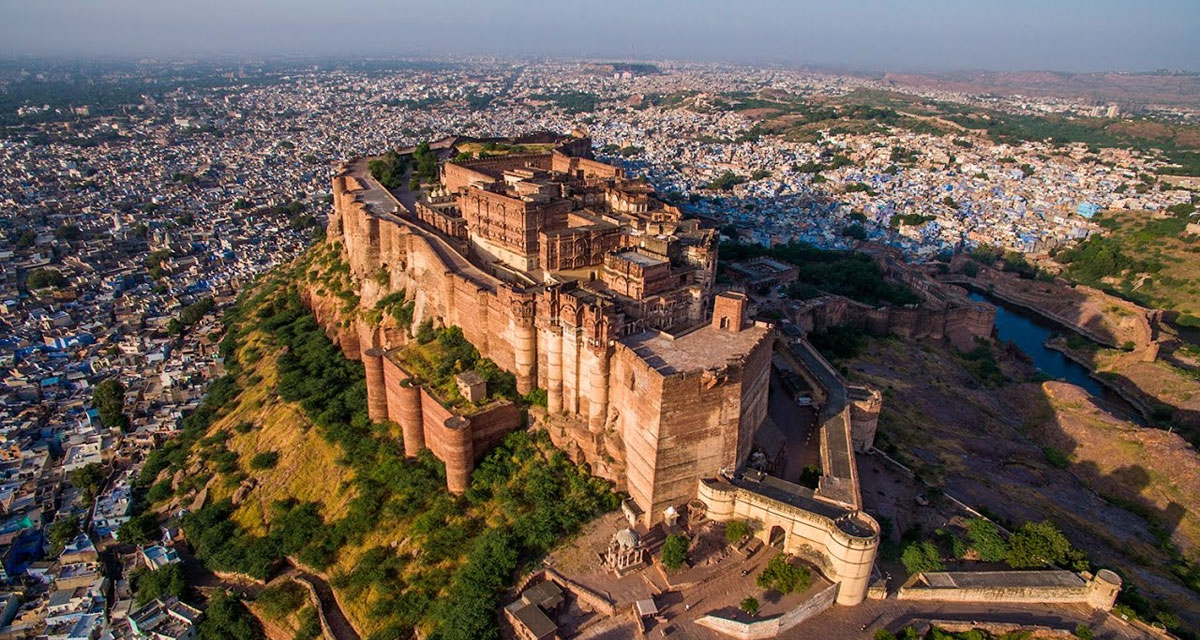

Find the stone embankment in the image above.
[{"left": 942, "top": 260, "right": 1158, "bottom": 349}]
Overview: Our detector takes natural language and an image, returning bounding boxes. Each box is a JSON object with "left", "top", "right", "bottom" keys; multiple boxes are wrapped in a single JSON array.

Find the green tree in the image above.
[
  {"left": 413, "top": 141, "right": 439, "bottom": 184},
  {"left": 47, "top": 515, "right": 81, "bottom": 556},
  {"left": 435, "top": 529, "right": 520, "bottom": 640},
  {"left": 69, "top": 463, "right": 106, "bottom": 506},
  {"left": 197, "top": 590, "right": 263, "bottom": 640},
  {"left": 147, "top": 480, "right": 174, "bottom": 504},
  {"left": 117, "top": 512, "right": 160, "bottom": 545},
  {"left": 1006, "top": 521, "right": 1073, "bottom": 569},
  {"left": 756, "top": 555, "right": 812, "bottom": 593},
  {"left": 55, "top": 224, "right": 82, "bottom": 241},
  {"left": 725, "top": 520, "right": 751, "bottom": 545},
  {"left": 416, "top": 319, "right": 435, "bottom": 344},
  {"left": 254, "top": 581, "right": 308, "bottom": 620},
  {"left": 130, "top": 563, "right": 188, "bottom": 605},
  {"left": 15, "top": 229, "right": 36, "bottom": 248},
  {"left": 965, "top": 518, "right": 1008, "bottom": 562},
  {"left": 739, "top": 596, "right": 760, "bottom": 616},
  {"left": 660, "top": 534, "right": 689, "bottom": 570},
  {"left": 26, "top": 268, "right": 67, "bottom": 290},
  {"left": 92, "top": 378, "right": 130, "bottom": 431},
  {"left": 900, "top": 541, "right": 944, "bottom": 575},
  {"left": 250, "top": 451, "right": 280, "bottom": 470},
  {"left": 704, "top": 171, "right": 746, "bottom": 191}
]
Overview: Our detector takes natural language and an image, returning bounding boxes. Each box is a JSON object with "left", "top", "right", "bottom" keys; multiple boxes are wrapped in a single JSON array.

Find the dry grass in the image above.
[{"left": 454, "top": 142, "right": 556, "bottom": 158}]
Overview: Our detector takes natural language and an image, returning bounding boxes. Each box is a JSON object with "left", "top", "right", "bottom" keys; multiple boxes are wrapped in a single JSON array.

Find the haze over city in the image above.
[
  {"left": 2, "top": 2, "right": 1200, "bottom": 640},
  {"left": 1, "top": 0, "right": 1198, "bottom": 72}
]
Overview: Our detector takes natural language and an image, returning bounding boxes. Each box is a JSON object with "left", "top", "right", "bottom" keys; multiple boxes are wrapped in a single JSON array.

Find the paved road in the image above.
[
  {"left": 353, "top": 157, "right": 501, "bottom": 292},
  {"left": 767, "top": 373, "right": 818, "bottom": 483}
]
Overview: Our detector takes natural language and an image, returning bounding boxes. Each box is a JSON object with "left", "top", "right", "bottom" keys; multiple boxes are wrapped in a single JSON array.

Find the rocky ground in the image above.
[{"left": 841, "top": 335, "right": 1200, "bottom": 627}]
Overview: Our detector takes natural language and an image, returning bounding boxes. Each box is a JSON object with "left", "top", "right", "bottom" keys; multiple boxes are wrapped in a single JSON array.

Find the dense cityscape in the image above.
[{"left": 0, "top": 54, "right": 1198, "bottom": 640}]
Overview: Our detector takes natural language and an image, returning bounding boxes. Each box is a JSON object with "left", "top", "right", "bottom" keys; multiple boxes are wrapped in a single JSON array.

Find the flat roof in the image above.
[
  {"left": 614, "top": 250, "right": 667, "bottom": 268},
  {"left": 719, "top": 473, "right": 849, "bottom": 521},
  {"left": 622, "top": 324, "right": 769, "bottom": 376},
  {"left": 921, "top": 570, "right": 1085, "bottom": 590},
  {"left": 504, "top": 601, "right": 557, "bottom": 638}
]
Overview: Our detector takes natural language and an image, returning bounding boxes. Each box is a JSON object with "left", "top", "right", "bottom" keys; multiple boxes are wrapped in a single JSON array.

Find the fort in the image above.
[
  {"left": 321, "top": 133, "right": 771, "bottom": 524},
  {"left": 311, "top": 133, "right": 1121, "bottom": 629}
]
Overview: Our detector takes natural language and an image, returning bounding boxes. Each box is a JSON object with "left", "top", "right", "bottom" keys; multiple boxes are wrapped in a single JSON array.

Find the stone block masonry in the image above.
[
  {"left": 321, "top": 140, "right": 768, "bottom": 522},
  {"left": 897, "top": 569, "right": 1122, "bottom": 611},
  {"left": 380, "top": 354, "right": 522, "bottom": 493}
]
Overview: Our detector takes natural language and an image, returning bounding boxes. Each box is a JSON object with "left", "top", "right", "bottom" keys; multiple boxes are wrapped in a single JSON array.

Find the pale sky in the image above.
[{"left": 1, "top": 0, "right": 1196, "bottom": 72}]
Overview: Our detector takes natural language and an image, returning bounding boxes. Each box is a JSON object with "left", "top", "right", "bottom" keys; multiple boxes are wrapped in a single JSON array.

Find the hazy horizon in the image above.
[{"left": 1, "top": 0, "right": 1197, "bottom": 74}]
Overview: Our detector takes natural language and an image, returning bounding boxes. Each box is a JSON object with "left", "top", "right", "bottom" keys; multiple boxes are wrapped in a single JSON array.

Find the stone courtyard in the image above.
[{"left": 543, "top": 511, "right": 833, "bottom": 639}]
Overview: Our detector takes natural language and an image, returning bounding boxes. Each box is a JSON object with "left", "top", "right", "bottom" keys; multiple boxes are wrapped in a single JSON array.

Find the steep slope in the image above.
[
  {"left": 841, "top": 335, "right": 1200, "bottom": 635},
  {"left": 147, "top": 248, "right": 619, "bottom": 640}
]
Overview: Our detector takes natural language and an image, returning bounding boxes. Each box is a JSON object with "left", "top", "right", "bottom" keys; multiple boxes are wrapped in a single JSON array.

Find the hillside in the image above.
[
  {"left": 140, "top": 247, "right": 619, "bottom": 640},
  {"left": 833, "top": 335, "right": 1200, "bottom": 635},
  {"left": 1054, "top": 208, "right": 1200, "bottom": 322}
]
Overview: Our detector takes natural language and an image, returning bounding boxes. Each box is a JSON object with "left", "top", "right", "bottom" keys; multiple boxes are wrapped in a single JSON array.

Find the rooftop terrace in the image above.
[{"left": 621, "top": 323, "right": 770, "bottom": 376}]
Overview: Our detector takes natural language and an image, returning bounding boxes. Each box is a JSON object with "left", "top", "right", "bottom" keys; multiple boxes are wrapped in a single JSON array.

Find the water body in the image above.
[{"left": 967, "top": 291, "right": 1106, "bottom": 396}]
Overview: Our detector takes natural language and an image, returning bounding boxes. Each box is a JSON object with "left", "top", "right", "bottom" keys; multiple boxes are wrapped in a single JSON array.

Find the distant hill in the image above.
[{"left": 872, "top": 69, "right": 1200, "bottom": 109}]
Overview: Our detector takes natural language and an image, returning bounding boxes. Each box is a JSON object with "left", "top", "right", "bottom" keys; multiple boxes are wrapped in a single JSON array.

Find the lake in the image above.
[{"left": 967, "top": 291, "right": 1106, "bottom": 396}]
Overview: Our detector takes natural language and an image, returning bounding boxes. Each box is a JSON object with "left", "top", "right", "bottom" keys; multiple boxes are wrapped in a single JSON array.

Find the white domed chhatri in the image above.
[
  {"left": 604, "top": 527, "right": 646, "bottom": 575},
  {"left": 614, "top": 528, "right": 641, "bottom": 549}
]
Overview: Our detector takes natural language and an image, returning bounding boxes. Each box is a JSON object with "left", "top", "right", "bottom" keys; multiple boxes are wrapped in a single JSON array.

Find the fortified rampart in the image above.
[
  {"left": 694, "top": 582, "right": 840, "bottom": 639},
  {"left": 697, "top": 476, "right": 879, "bottom": 606},
  {"left": 897, "top": 569, "right": 1121, "bottom": 611},
  {"left": 379, "top": 355, "right": 522, "bottom": 493},
  {"left": 612, "top": 302, "right": 773, "bottom": 524},
  {"left": 785, "top": 293, "right": 994, "bottom": 349},
  {"left": 443, "top": 152, "right": 553, "bottom": 193},
  {"left": 694, "top": 331, "right": 882, "bottom": 607},
  {"left": 321, "top": 147, "right": 766, "bottom": 523}
]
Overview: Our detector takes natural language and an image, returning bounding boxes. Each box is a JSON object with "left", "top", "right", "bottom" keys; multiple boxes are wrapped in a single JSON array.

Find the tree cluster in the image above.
[
  {"left": 413, "top": 141, "right": 439, "bottom": 185},
  {"left": 756, "top": 555, "right": 812, "bottom": 594},
  {"left": 368, "top": 150, "right": 408, "bottom": 190},
  {"left": 26, "top": 268, "right": 67, "bottom": 290},
  {"left": 704, "top": 171, "right": 747, "bottom": 191},
  {"left": 723, "top": 241, "right": 920, "bottom": 307},
  {"left": 130, "top": 563, "right": 188, "bottom": 606},
  {"left": 169, "top": 297, "right": 215, "bottom": 335},
  {"left": 660, "top": 534, "right": 689, "bottom": 570},
  {"left": 92, "top": 378, "right": 130, "bottom": 431},
  {"left": 174, "top": 274, "right": 619, "bottom": 639}
]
